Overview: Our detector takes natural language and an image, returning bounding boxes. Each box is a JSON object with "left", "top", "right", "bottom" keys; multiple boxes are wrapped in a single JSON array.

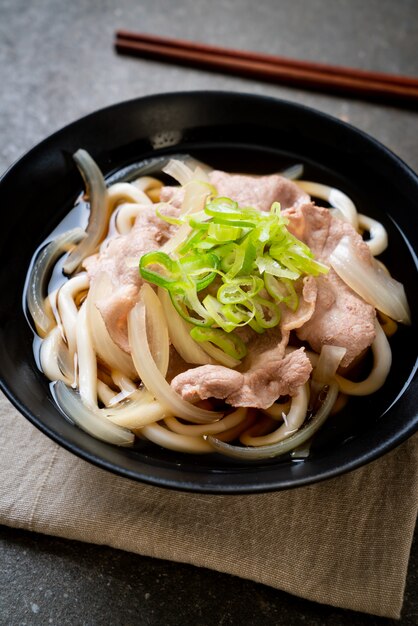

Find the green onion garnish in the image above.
[{"left": 139, "top": 196, "right": 328, "bottom": 359}]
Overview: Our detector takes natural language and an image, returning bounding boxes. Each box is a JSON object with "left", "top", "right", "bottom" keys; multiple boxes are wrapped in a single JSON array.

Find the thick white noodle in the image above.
[
  {"left": 107, "top": 182, "right": 151, "bottom": 212},
  {"left": 57, "top": 273, "right": 89, "bottom": 357},
  {"left": 240, "top": 383, "right": 310, "bottom": 446},
  {"left": 115, "top": 203, "right": 144, "bottom": 234},
  {"left": 132, "top": 176, "right": 163, "bottom": 193},
  {"left": 296, "top": 181, "right": 358, "bottom": 229},
  {"left": 76, "top": 301, "right": 97, "bottom": 408},
  {"left": 85, "top": 274, "right": 137, "bottom": 379},
  {"left": 335, "top": 321, "right": 392, "bottom": 395}
]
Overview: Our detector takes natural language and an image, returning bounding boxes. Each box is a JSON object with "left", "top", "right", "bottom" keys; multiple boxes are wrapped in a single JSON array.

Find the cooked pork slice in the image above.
[
  {"left": 83, "top": 206, "right": 176, "bottom": 352},
  {"left": 160, "top": 170, "right": 309, "bottom": 212},
  {"left": 171, "top": 330, "right": 312, "bottom": 409},
  {"left": 284, "top": 204, "right": 376, "bottom": 366},
  {"left": 280, "top": 276, "right": 318, "bottom": 332}
]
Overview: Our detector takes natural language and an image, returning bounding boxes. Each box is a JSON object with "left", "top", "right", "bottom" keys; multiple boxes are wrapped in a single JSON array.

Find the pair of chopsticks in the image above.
[{"left": 114, "top": 30, "right": 418, "bottom": 106}]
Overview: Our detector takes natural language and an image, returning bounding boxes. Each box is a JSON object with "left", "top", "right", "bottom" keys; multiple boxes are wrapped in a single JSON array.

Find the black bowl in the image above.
[{"left": 1, "top": 91, "right": 417, "bottom": 493}]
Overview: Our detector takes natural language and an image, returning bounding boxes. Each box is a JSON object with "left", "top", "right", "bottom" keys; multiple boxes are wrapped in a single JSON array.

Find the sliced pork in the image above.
[
  {"left": 83, "top": 206, "right": 176, "bottom": 352},
  {"left": 160, "top": 170, "right": 309, "bottom": 212},
  {"left": 284, "top": 203, "right": 376, "bottom": 366},
  {"left": 171, "top": 330, "right": 312, "bottom": 409}
]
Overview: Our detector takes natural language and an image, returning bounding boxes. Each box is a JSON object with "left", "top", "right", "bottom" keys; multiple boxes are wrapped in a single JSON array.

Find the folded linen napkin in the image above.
[{"left": 1, "top": 391, "right": 417, "bottom": 619}]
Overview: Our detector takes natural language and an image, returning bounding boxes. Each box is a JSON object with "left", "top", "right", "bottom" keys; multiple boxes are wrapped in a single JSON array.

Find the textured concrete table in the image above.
[{"left": 1, "top": 0, "right": 417, "bottom": 623}]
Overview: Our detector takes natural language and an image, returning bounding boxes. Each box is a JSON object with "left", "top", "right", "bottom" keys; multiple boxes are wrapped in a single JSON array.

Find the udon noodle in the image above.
[{"left": 25, "top": 151, "right": 411, "bottom": 460}]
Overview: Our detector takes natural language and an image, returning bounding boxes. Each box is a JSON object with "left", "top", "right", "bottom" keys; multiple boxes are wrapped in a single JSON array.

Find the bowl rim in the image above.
[{"left": 1, "top": 89, "right": 417, "bottom": 494}]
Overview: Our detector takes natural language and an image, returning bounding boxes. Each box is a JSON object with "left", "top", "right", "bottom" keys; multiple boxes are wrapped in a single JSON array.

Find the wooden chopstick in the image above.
[{"left": 114, "top": 31, "right": 418, "bottom": 105}]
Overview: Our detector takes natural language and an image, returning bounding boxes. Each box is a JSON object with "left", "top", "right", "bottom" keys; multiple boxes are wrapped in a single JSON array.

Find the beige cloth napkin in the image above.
[{"left": 1, "top": 392, "right": 417, "bottom": 619}]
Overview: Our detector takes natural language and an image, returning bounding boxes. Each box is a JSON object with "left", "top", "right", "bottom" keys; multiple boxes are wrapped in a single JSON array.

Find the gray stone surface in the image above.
[{"left": 0, "top": 0, "right": 417, "bottom": 623}]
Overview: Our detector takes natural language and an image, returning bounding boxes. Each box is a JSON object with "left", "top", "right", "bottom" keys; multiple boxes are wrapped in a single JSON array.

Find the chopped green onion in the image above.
[
  {"left": 190, "top": 327, "right": 247, "bottom": 360},
  {"left": 139, "top": 192, "right": 328, "bottom": 338}
]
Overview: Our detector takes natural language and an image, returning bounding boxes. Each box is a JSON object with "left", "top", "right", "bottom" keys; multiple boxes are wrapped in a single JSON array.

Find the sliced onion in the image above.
[
  {"left": 163, "top": 159, "right": 195, "bottom": 186},
  {"left": 57, "top": 273, "right": 89, "bottom": 356},
  {"left": 197, "top": 340, "right": 242, "bottom": 368},
  {"left": 141, "top": 423, "right": 212, "bottom": 453},
  {"left": 280, "top": 163, "right": 304, "bottom": 180},
  {"left": 313, "top": 345, "right": 346, "bottom": 385},
  {"left": 358, "top": 213, "right": 388, "bottom": 256},
  {"left": 104, "top": 399, "right": 168, "bottom": 429},
  {"left": 240, "top": 383, "right": 309, "bottom": 446},
  {"left": 207, "top": 384, "right": 338, "bottom": 459},
  {"left": 127, "top": 294, "right": 223, "bottom": 424},
  {"left": 296, "top": 181, "right": 358, "bottom": 228},
  {"left": 262, "top": 400, "right": 291, "bottom": 419},
  {"left": 158, "top": 287, "right": 214, "bottom": 365},
  {"left": 335, "top": 321, "right": 392, "bottom": 395},
  {"left": 40, "top": 326, "right": 74, "bottom": 384},
  {"left": 180, "top": 179, "right": 213, "bottom": 216},
  {"left": 63, "top": 150, "right": 108, "bottom": 274},
  {"left": 141, "top": 283, "right": 169, "bottom": 376},
  {"left": 311, "top": 344, "right": 346, "bottom": 406},
  {"left": 86, "top": 273, "right": 137, "bottom": 379},
  {"left": 330, "top": 235, "right": 411, "bottom": 324},
  {"left": 27, "top": 227, "right": 85, "bottom": 336},
  {"left": 164, "top": 408, "right": 247, "bottom": 436},
  {"left": 97, "top": 380, "right": 118, "bottom": 406},
  {"left": 53, "top": 381, "right": 134, "bottom": 446}
]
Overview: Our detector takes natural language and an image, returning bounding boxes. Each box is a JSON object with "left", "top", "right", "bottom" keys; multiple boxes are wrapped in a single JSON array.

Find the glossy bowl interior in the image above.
[{"left": 0, "top": 91, "right": 417, "bottom": 493}]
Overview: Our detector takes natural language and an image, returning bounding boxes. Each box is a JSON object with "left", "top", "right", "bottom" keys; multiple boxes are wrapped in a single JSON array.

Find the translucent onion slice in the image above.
[
  {"left": 164, "top": 408, "right": 247, "bottom": 436},
  {"left": 158, "top": 287, "right": 214, "bottom": 365},
  {"left": 63, "top": 150, "right": 108, "bottom": 274},
  {"left": 335, "top": 321, "right": 392, "bottom": 396},
  {"left": 141, "top": 283, "right": 169, "bottom": 377},
  {"left": 163, "top": 159, "right": 195, "bottom": 186},
  {"left": 86, "top": 273, "right": 137, "bottom": 379},
  {"left": 27, "top": 227, "right": 85, "bottom": 336},
  {"left": 57, "top": 273, "right": 89, "bottom": 357},
  {"left": 207, "top": 384, "right": 339, "bottom": 459},
  {"left": 197, "top": 340, "right": 242, "bottom": 368},
  {"left": 180, "top": 179, "right": 213, "bottom": 216},
  {"left": 280, "top": 163, "right": 304, "bottom": 180},
  {"left": 358, "top": 213, "right": 388, "bottom": 256},
  {"left": 160, "top": 179, "right": 213, "bottom": 254},
  {"left": 140, "top": 423, "right": 213, "bottom": 453},
  {"left": 310, "top": 344, "right": 346, "bottom": 406},
  {"left": 97, "top": 380, "right": 118, "bottom": 406},
  {"left": 127, "top": 294, "right": 223, "bottom": 424},
  {"left": 40, "top": 326, "right": 74, "bottom": 384},
  {"left": 296, "top": 181, "right": 358, "bottom": 228},
  {"left": 313, "top": 345, "right": 346, "bottom": 385},
  {"left": 53, "top": 381, "right": 134, "bottom": 446},
  {"left": 104, "top": 399, "right": 168, "bottom": 429},
  {"left": 330, "top": 235, "right": 411, "bottom": 324},
  {"left": 240, "top": 383, "right": 309, "bottom": 446}
]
